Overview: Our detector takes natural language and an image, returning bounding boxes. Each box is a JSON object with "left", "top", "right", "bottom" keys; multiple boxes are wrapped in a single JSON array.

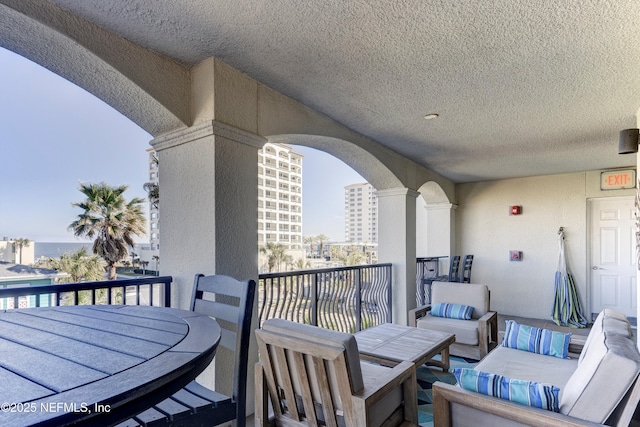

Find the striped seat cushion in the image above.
[
  {"left": 502, "top": 320, "right": 571, "bottom": 359},
  {"left": 453, "top": 368, "right": 560, "bottom": 412},
  {"left": 431, "top": 302, "right": 474, "bottom": 320}
]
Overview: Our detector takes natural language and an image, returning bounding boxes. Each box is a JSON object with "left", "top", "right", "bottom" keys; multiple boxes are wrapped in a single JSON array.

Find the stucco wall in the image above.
[{"left": 456, "top": 169, "right": 634, "bottom": 319}]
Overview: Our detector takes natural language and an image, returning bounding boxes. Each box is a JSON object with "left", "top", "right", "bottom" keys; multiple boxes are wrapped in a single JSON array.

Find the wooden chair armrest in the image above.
[
  {"left": 358, "top": 360, "right": 416, "bottom": 404},
  {"left": 356, "top": 361, "right": 418, "bottom": 425},
  {"left": 432, "top": 382, "right": 605, "bottom": 427},
  {"left": 477, "top": 311, "right": 498, "bottom": 359},
  {"left": 408, "top": 304, "right": 432, "bottom": 327}
]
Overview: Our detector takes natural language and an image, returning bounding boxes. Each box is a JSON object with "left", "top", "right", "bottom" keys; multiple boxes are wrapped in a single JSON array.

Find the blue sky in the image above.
[{"left": 0, "top": 48, "right": 363, "bottom": 243}]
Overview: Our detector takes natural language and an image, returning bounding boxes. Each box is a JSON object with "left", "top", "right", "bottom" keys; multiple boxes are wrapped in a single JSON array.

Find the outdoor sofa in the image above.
[{"left": 432, "top": 308, "right": 640, "bottom": 426}]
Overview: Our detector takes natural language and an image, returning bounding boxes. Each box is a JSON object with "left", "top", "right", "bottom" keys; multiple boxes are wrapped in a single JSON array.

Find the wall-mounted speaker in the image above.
[{"left": 619, "top": 128, "right": 639, "bottom": 154}]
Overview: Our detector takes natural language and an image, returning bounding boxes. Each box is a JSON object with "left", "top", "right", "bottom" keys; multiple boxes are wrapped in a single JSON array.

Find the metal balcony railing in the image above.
[
  {"left": 416, "top": 257, "right": 441, "bottom": 306},
  {"left": 0, "top": 276, "right": 173, "bottom": 309},
  {"left": 258, "top": 264, "right": 392, "bottom": 333},
  {"left": 2, "top": 259, "right": 434, "bottom": 325}
]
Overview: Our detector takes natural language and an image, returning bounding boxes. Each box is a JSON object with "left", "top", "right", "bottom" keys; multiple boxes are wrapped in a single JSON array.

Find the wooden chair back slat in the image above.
[
  {"left": 191, "top": 274, "right": 246, "bottom": 303},
  {"left": 193, "top": 298, "right": 241, "bottom": 324},
  {"left": 275, "top": 346, "right": 302, "bottom": 421},
  {"left": 292, "top": 351, "right": 319, "bottom": 426},
  {"left": 312, "top": 355, "right": 339, "bottom": 427}
]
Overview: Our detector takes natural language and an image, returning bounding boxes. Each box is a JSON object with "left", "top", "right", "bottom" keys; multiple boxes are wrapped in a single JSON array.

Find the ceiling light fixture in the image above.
[{"left": 424, "top": 113, "right": 439, "bottom": 120}]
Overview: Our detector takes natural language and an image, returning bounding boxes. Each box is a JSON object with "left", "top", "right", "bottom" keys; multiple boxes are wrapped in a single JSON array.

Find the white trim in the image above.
[
  {"left": 425, "top": 203, "right": 457, "bottom": 211},
  {"left": 152, "top": 121, "right": 267, "bottom": 151},
  {"left": 375, "top": 188, "right": 420, "bottom": 199}
]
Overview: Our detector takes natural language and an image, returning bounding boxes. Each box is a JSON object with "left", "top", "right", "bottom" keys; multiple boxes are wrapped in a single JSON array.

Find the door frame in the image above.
[{"left": 586, "top": 195, "right": 636, "bottom": 322}]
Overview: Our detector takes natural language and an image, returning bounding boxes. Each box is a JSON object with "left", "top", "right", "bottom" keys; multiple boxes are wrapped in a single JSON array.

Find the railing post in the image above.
[
  {"left": 355, "top": 268, "right": 362, "bottom": 332},
  {"left": 386, "top": 264, "right": 393, "bottom": 323},
  {"left": 164, "top": 279, "right": 172, "bottom": 307},
  {"left": 311, "top": 273, "right": 318, "bottom": 326}
]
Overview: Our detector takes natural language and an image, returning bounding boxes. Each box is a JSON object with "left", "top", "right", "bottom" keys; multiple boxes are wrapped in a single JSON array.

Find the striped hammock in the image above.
[{"left": 552, "top": 229, "right": 587, "bottom": 328}]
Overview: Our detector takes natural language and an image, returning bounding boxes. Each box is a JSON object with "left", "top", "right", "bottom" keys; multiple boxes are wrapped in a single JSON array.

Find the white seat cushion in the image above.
[
  {"left": 475, "top": 346, "right": 577, "bottom": 391},
  {"left": 416, "top": 314, "right": 479, "bottom": 345},
  {"left": 431, "top": 282, "right": 489, "bottom": 319}
]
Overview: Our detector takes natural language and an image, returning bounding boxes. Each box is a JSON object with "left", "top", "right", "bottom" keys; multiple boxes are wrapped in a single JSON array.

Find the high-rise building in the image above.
[
  {"left": 344, "top": 183, "right": 377, "bottom": 243},
  {"left": 258, "top": 143, "right": 303, "bottom": 251}
]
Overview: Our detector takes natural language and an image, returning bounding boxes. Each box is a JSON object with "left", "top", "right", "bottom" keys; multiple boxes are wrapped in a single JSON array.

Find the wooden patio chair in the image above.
[
  {"left": 457, "top": 254, "right": 474, "bottom": 283},
  {"left": 118, "top": 274, "right": 256, "bottom": 427},
  {"left": 434, "top": 255, "right": 461, "bottom": 282},
  {"left": 255, "top": 318, "right": 418, "bottom": 427}
]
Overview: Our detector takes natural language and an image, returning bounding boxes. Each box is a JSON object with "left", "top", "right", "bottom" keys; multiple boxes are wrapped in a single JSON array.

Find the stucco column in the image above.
[
  {"left": 152, "top": 121, "right": 264, "bottom": 303},
  {"left": 425, "top": 203, "right": 457, "bottom": 272},
  {"left": 376, "top": 187, "right": 419, "bottom": 325},
  {"left": 151, "top": 120, "right": 265, "bottom": 412}
]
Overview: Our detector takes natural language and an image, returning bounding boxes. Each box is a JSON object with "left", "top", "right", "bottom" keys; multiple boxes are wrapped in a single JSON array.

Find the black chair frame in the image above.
[{"left": 119, "top": 274, "right": 257, "bottom": 427}]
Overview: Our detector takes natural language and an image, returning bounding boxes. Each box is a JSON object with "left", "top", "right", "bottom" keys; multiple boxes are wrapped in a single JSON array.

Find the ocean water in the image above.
[
  {"left": 34, "top": 242, "right": 92, "bottom": 259},
  {"left": 34, "top": 242, "right": 149, "bottom": 259}
]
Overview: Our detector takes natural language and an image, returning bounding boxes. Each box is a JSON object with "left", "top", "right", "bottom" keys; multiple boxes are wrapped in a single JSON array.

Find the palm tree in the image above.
[
  {"left": 316, "top": 234, "right": 329, "bottom": 259},
  {"left": 303, "top": 235, "right": 316, "bottom": 258},
  {"left": 293, "top": 258, "right": 311, "bottom": 271},
  {"left": 13, "top": 238, "right": 30, "bottom": 264},
  {"left": 259, "top": 242, "right": 287, "bottom": 272},
  {"left": 69, "top": 183, "right": 146, "bottom": 280},
  {"left": 143, "top": 153, "right": 159, "bottom": 209},
  {"left": 41, "top": 248, "right": 105, "bottom": 283},
  {"left": 152, "top": 255, "right": 160, "bottom": 272}
]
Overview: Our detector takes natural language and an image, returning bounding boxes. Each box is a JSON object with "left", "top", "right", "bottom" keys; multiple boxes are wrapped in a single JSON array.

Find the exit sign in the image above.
[{"left": 601, "top": 169, "right": 636, "bottom": 190}]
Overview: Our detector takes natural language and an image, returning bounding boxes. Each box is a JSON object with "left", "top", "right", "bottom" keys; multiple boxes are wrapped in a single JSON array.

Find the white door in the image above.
[{"left": 590, "top": 197, "right": 637, "bottom": 319}]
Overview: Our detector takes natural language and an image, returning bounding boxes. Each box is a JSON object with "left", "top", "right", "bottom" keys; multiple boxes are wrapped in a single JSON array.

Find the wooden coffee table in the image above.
[{"left": 355, "top": 323, "right": 455, "bottom": 371}]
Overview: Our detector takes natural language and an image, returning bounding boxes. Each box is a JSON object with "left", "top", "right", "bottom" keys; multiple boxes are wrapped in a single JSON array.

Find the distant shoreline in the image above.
[
  {"left": 34, "top": 241, "right": 149, "bottom": 260},
  {"left": 34, "top": 242, "right": 92, "bottom": 259}
]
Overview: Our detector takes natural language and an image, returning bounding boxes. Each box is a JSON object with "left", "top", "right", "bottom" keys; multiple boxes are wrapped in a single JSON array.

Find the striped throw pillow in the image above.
[
  {"left": 502, "top": 320, "right": 571, "bottom": 359},
  {"left": 431, "top": 302, "right": 474, "bottom": 320},
  {"left": 453, "top": 368, "right": 560, "bottom": 412}
]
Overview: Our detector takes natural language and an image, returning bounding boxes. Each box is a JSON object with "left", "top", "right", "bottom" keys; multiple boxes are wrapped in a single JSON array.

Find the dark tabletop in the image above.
[{"left": 0, "top": 305, "right": 221, "bottom": 426}]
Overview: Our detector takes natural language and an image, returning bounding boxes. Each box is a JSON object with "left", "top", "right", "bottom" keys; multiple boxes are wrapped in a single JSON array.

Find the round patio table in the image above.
[{"left": 0, "top": 304, "right": 220, "bottom": 426}]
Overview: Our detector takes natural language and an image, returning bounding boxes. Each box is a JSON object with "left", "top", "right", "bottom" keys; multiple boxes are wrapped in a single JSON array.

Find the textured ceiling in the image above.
[{"left": 48, "top": 0, "right": 640, "bottom": 183}]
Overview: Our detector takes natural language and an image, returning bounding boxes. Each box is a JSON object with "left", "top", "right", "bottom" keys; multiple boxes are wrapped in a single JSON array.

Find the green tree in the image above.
[
  {"left": 143, "top": 153, "right": 159, "bottom": 209},
  {"left": 13, "top": 238, "right": 30, "bottom": 264},
  {"left": 69, "top": 183, "right": 146, "bottom": 280},
  {"left": 293, "top": 258, "right": 311, "bottom": 271},
  {"left": 303, "top": 235, "right": 316, "bottom": 257},
  {"left": 316, "top": 233, "right": 329, "bottom": 259},
  {"left": 330, "top": 245, "right": 366, "bottom": 266},
  {"left": 41, "top": 248, "right": 105, "bottom": 283},
  {"left": 260, "top": 242, "right": 287, "bottom": 272}
]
